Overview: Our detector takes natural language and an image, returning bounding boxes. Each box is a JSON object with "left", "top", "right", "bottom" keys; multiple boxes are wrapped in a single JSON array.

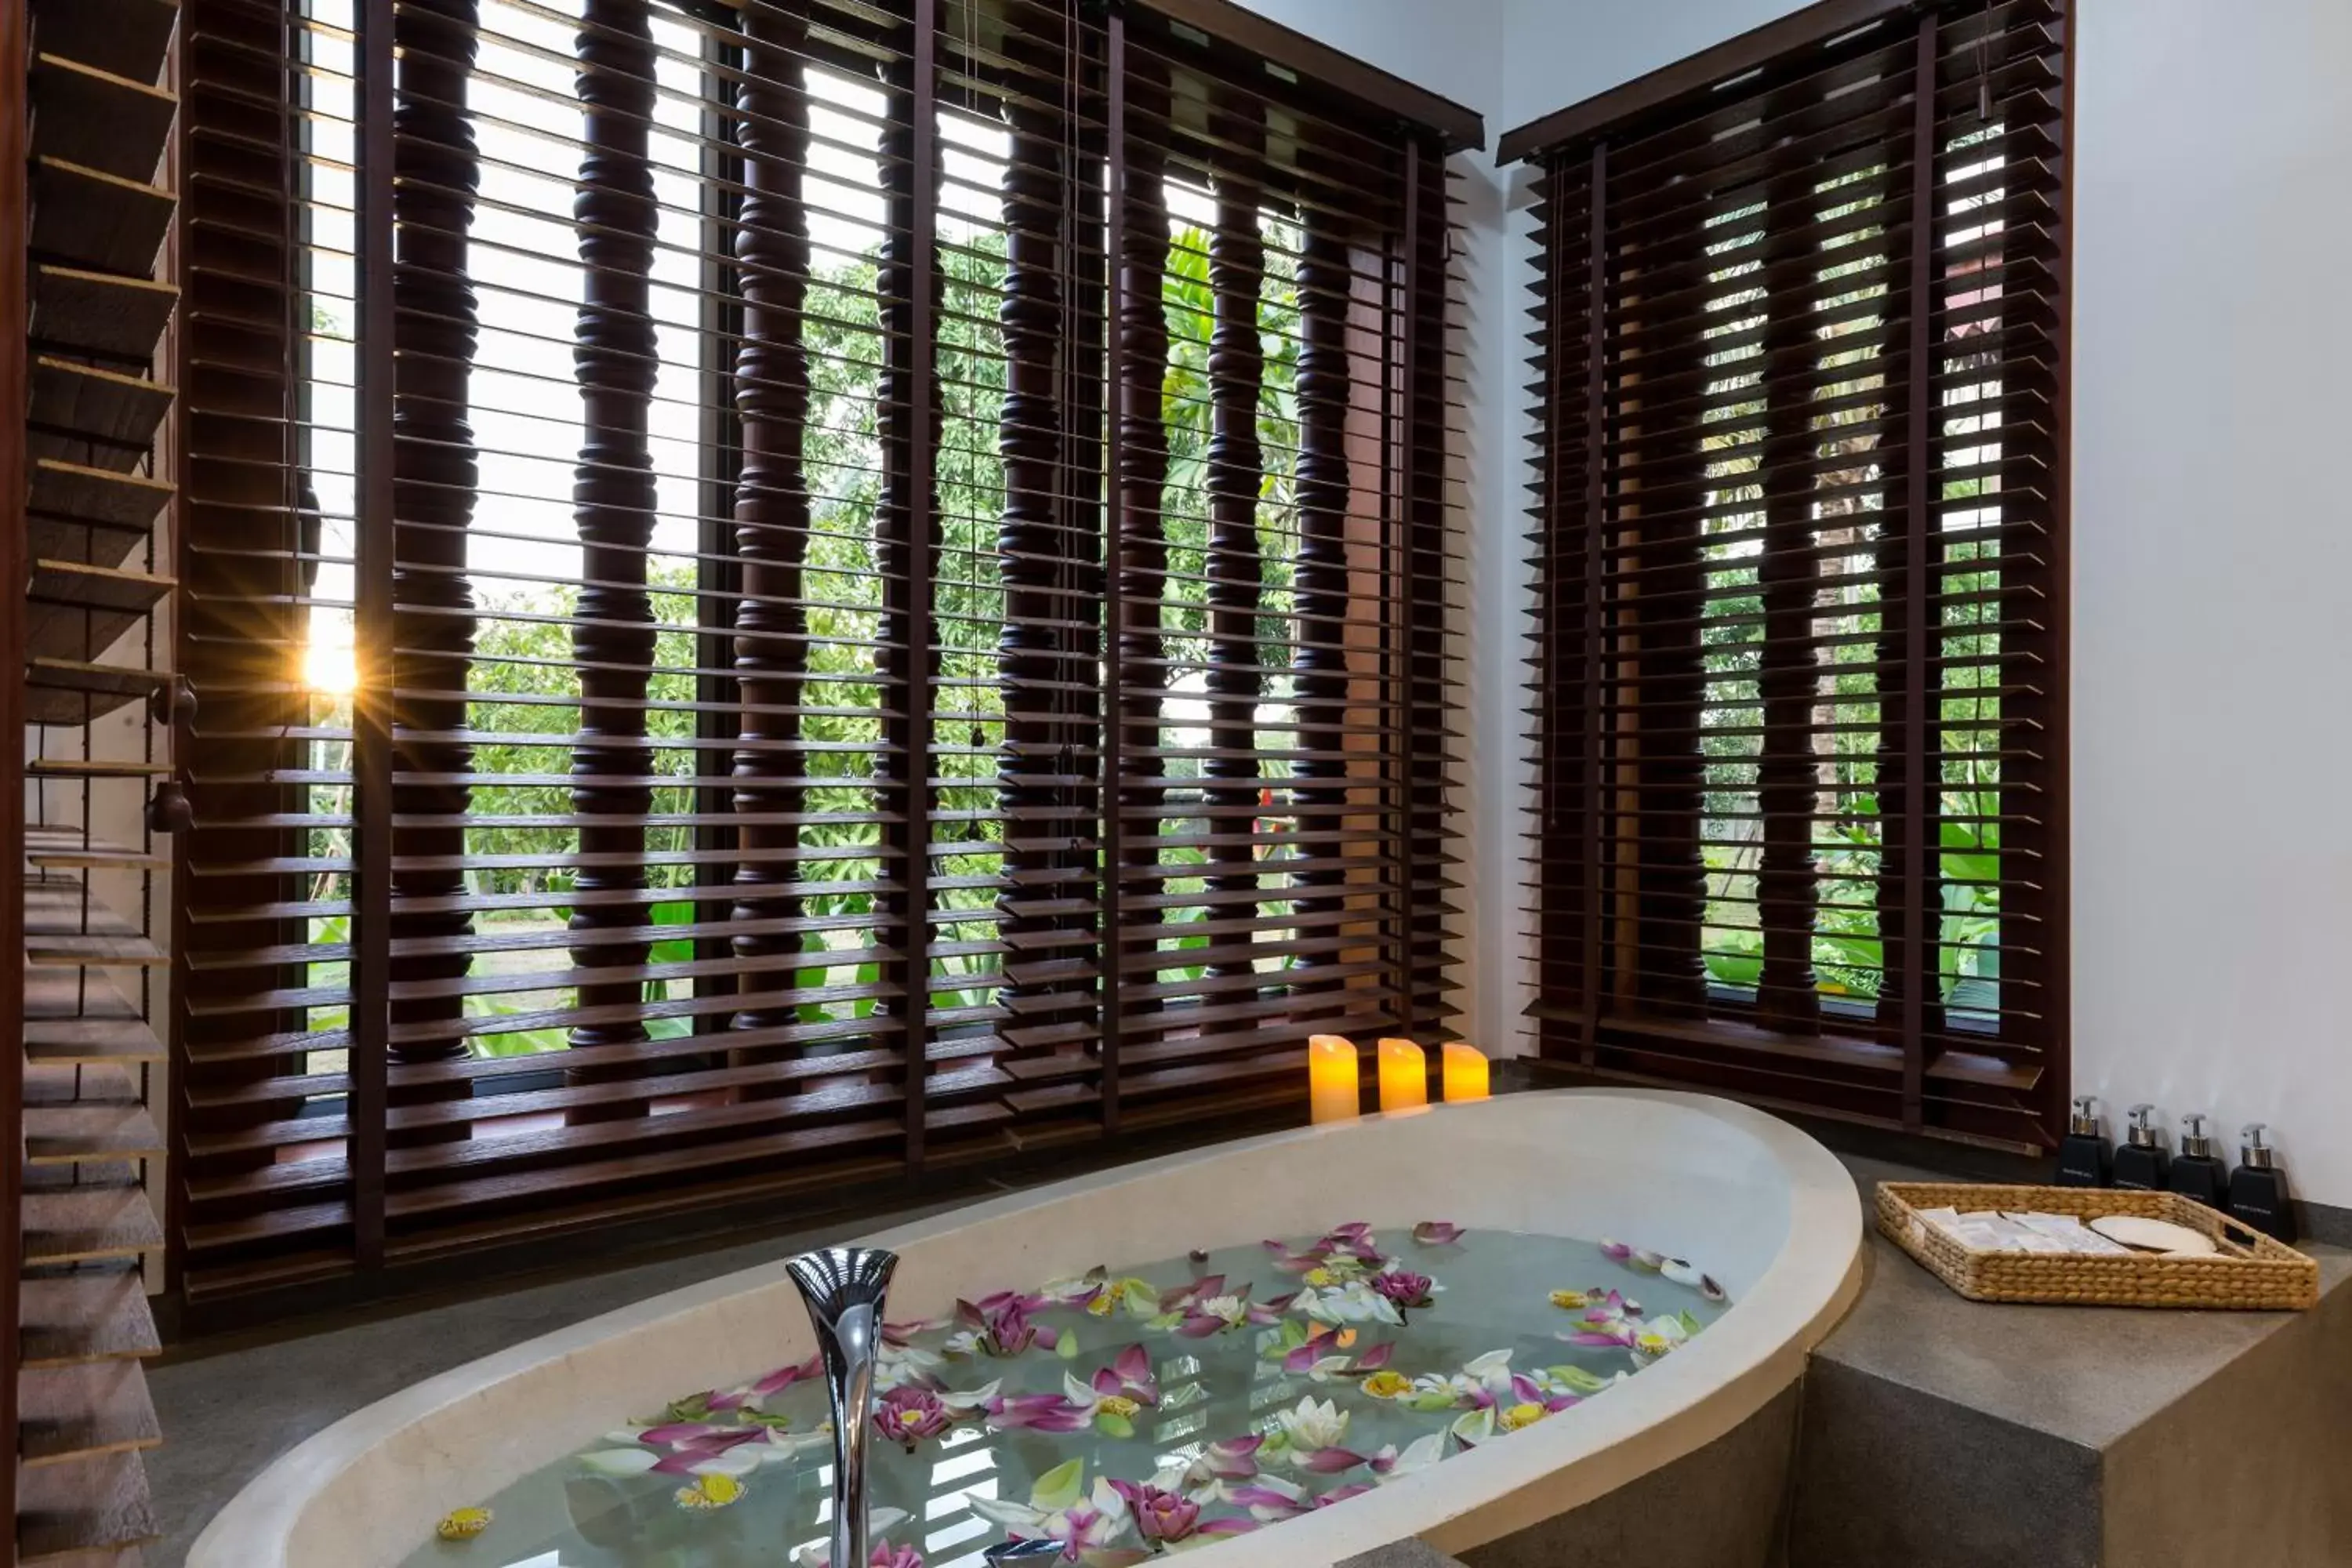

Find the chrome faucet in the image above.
[{"left": 786, "top": 1246, "right": 899, "bottom": 1568}]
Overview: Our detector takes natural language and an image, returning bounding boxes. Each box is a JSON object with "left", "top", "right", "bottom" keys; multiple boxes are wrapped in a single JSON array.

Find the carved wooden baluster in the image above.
[
  {"left": 1203, "top": 176, "right": 1265, "bottom": 984},
  {"left": 1056, "top": 50, "right": 1107, "bottom": 1007},
  {"left": 567, "top": 0, "right": 660, "bottom": 1090},
  {"left": 1290, "top": 205, "right": 1349, "bottom": 980},
  {"left": 994, "top": 27, "right": 1075, "bottom": 1022},
  {"left": 1632, "top": 218, "right": 1709, "bottom": 1015},
  {"left": 1754, "top": 192, "right": 1823, "bottom": 1032},
  {"left": 1114, "top": 89, "right": 1171, "bottom": 1020},
  {"left": 387, "top": 0, "right": 480, "bottom": 1120},
  {"left": 730, "top": 2, "right": 813, "bottom": 1037},
  {"left": 875, "top": 36, "right": 942, "bottom": 1069}
]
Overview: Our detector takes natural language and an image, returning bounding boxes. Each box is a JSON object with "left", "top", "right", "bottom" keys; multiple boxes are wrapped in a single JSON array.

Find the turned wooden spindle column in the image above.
[
  {"left": 1113, "top": 90, "right": 1171, "bottom": 1022},
  {"left": 729, "top": 2, "right": 814, "bottom": 1037},
  {"left": 1203, "top": 176, "right": 1265, "bottom": 985},
  {"left": 1291, "top": 206, "right": 1349, "bottom": 977},
  {"left": 566, "top": 0, "right": 660, "bottom": 1089},
  {"left": 1753, "top": 194, "right": 1823, "bottom": 1033},
  {"left": 874, "top": 24, "right": 942, "bottom": 1094},
  {"left": 1628, "top": 267, "right": 1708, "bottom": 1016},
  {"left": 387, "top": 0, "right": 481, "bottom": 1111},
  {"left": 993, "top": 28, "right": 1079, "bottom": 1022}
]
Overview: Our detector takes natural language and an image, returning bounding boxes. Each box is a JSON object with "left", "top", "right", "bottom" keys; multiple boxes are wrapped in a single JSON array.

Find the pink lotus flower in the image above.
[
  {"left": 957, "top": 1293, "right": 1059, "bottom": 1358},
  {"left": 1295, "top": 1446, "right": 1370, "bottom": 1475},
  {"left": 1262, "top": 1240, "right": 1328, "bottom": 1274},
  {"left": 1280, "top": 1328, "right": 1397, "bottom": 1380},
  {"left": 704, "top": 1353, "right": 822, "bottom": 1413},
  {"left": 1370, "top": 1269, "right": 1436, "bottom": 1312},
  {"left": 1411, "top": 1221, "right": 1465, "bottom": 1246},
  {"left": 1091, "top": 1344, "right": 1160, "bottom": 1407},
  {"left": 873, "top": 1386, "right": 953, "bottom": 1449},
  {"left": 1108, "top": 1481, "right": 1200, "bottom": 1544},
  {"left": 1162, "top": 1277, "right": 1288, "bottom": 1337},
  {"left": 644, "top": 1426, "right": 767, "bottom": 1474},
  {"left": 985, "top": 1392, "right": 1092, "bottom": 1433},
  {"left": 869, "top": 1543, "right": 924, "bottom": 1568},
  {"left": 1509, "top": 1373, "right": 1584, "bottom": 1416},
  {"left": 1169, "top": 1434, "right": 1263, "bottom": 1496},
  {"left": 1229, "top": 1484, "right": 1311, "bottom": 1522},
  {"left": 1600, "top": 1239, "right": 1667, "bottom": 1272},
  {"left": 1319, "top": 1222, "right": 1385, "bottom": 1265},
  {"left": 1229, "top": 1479, "right": 1371, "bottom": 1522}
]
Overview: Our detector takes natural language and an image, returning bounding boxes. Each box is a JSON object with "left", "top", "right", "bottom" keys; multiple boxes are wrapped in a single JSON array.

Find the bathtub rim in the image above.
[{"left": 186, "top": 1087, "right": 1864, "bottom": 1568}]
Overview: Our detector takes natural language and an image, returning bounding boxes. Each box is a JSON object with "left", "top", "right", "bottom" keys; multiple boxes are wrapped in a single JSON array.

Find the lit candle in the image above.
[
  {"left": 1377, "top": 1037, "right": 1428, "bottom": 1113},
  {"left": 1442, "top": 1041, "right": 1490, "bottom": 1103},
  {"left": 1308, "top": 1035, "right": 1360, "bottom": 1124}
]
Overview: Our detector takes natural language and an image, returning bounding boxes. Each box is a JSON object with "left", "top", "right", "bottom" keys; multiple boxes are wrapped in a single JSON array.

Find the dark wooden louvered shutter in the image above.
[
  {"left": 1510, "top": 0, "right": 2068, "bottom": 1149},
  {"left": 171, "top": 0, "right": 1475, "bottom": 1318},
  {"left": 10, "top": 0, "right": 183, "bottom": 1552}
]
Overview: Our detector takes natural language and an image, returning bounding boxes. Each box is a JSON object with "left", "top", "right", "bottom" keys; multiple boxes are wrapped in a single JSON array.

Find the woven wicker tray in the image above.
[{"left": 1878, "top": 1182, "right": 2319, "bottom": 1311}]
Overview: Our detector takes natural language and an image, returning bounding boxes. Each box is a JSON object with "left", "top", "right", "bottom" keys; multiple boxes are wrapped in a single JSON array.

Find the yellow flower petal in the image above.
[
  {"left": 1360, "top": 1370, "right": 1412, "bottom": 1400},
  {"left": 1498, "top": 1403, "right": 1548, "bottom": 1432},
  {"left": 436, "top": 1507, "right": 493, "bottom": 1541},
  {"left": 1548, "top": 1289, "right": 1589, "bottom": 1310},
  {"left": 675, "top": 1473, "right": 746, "bottom": 1511}
]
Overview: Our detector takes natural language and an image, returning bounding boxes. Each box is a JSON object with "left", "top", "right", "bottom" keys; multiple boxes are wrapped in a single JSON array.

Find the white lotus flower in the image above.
[
  {"left": 1276, "top": 1395, "right": 1351, "bottom": 1453},
  {"left": 1632, "top": 1312, "right": 1697, "bottom": 1364},
  {"left": 876, "top": 1340, "right": 944, "bottom": 1392},
  {"left": 1194, "top": 1294, "right": 1250, "bottom": 1328},
  {"left": 1370, "top": 1431, "right": 1446, "bottom": 1484},
  {"left": 789, "top": 1507, "right": 910, "bottom": 1566},
  {"left": 1297, "top": 1280, "right": 1403, "bottom": 1326},
  {"left": 577, "top": 1448, "right": 659, "bottom": 1477}
]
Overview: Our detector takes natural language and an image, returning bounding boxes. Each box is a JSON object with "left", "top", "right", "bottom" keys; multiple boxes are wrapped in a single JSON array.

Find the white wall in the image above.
[
  {"left": 2068, "top": 0, "right": 2352, "bottom": 1206},
  {"left": 1248, "top": 0, "right": 2352, "bottom": 1207}
]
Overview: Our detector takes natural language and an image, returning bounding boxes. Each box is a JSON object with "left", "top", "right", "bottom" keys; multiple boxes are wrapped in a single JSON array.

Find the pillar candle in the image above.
[
  {"left": 1308, "top": 1035, "right": 1360, "bottom": 1124},
  {"left": 1442, "top": 1041, "right": 1490, "bottom": 1102},
  {"left": 1377, "top": 1037, "right": 1428, "bottom": 1112}
]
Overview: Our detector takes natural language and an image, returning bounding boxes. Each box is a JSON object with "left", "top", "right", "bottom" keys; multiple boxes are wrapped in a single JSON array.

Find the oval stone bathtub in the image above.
[{"left": 191, "top": 1088, "right": 1863, "bottom": 1567}]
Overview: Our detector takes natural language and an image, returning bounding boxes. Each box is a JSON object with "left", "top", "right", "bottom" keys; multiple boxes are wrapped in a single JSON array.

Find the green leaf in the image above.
[
  {"left": 1542, "top": 1365, "right": 1611, "bottom": 1395},
  {"left": 1030, "top": 1457, "right": 1086, "bottom": 1512}
]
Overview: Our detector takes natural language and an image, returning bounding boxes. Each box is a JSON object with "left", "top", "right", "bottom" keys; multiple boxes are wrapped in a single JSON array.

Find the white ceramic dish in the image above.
[{"left": 187, "top": 1088, "right": 1864, "bottom": 1568}]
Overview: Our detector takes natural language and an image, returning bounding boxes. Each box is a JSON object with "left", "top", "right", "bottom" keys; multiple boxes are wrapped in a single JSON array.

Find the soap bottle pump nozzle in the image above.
[
  {"left": 2180, "top": 1112, "right": 2216, "bottom": 1160},
  {"left": 2241, "top": 1123, "right": 2278, "bottom": 1171},
  {"left": 2069, "top": 1095, "right": 2102, "bottom": 1137},
  {"left": 2125, "top": 1103, "right": 2162, "bottom": 1149}
]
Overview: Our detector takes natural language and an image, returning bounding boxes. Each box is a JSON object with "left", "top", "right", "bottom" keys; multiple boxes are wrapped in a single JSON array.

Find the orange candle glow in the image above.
[
  {"left": 1442, "top": 1041, "right": 1490, "bottom": 1103},
  {"left": 1308, "top": 1035, "right": 1360, "bottom": 1124},
  {"left": 1377, "top": 1037, "right": 1428, "bottom": 1113}
]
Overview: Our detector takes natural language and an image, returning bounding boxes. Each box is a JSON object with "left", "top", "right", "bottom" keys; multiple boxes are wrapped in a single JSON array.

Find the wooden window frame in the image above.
[{"left": 1503, "top": 0, "right": 2071, "bottom": 1153}]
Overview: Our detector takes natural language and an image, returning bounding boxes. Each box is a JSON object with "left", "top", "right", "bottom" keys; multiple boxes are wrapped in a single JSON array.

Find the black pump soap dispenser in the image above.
[
  {"left": 2112, "top": 1104, "right": 2169, "bottom": 1191},
  {"left": 2229, "top": 1123, "right": 2299, "bottom": 1244},
  {"left": 2054, "top": 1095, "right": 2111, "bottom": 1188},
  {"left": 2166, "top": 1113, "right": 2228, "bottom": 1210}
]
